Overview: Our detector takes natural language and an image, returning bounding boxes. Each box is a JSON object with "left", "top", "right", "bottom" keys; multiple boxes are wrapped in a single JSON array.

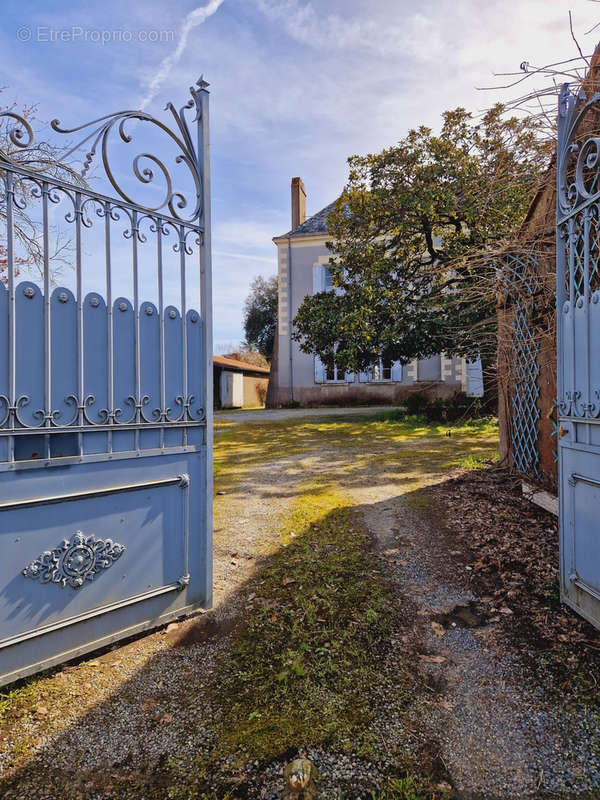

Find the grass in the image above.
[
  {"left": 171, "top": 479, "right": 448, "bottom": 797},
  {"left": 213, "top": 414, "right": 498, "bottom": 498},
  {"left": 370, "top": 776, "right": 445, "bottom": 799},
  {"left": 456, "top": 453, "right": 497, "bottom": 470},
  {"left": 210, "top": 482, "right": 402, "bottom": 764}
]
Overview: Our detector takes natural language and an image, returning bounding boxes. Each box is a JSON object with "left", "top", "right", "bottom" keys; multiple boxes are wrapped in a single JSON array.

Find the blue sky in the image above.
[{"left": 2, "top": 0, "right": 599, "bottom": 350}]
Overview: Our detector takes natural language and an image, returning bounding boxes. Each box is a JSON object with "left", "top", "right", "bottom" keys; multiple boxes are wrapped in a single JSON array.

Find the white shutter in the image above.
[
  {"left": 345, "top": 371, "right": 354, "bottom": 383},
  {"left": 359, "top": 369, "right": 370, "bottom": 383},
  {"left": 466, "top": 358, "right": 484, "bottom": 397},
  {"left": 312, "top": 264, "right": 327, "bottom": 294},
  {"left": 391, "top": 361, "right": 402, "bottom": 382},
  {"left": 314, "top": 355, "right": 325, "bottom": 383}
]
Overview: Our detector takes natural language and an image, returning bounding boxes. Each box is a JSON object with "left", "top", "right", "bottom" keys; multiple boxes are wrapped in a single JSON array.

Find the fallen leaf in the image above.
[
  {"left": 282, "top": 578, "right": 297, "bottom": 586},
  {"left": 499, "top": 606, "right": 514, "bottom": 615},
  {"left": 430, "top": 622, "right": 445, "bottom": 637},
  {"left": 36, "top": 705, "right": 48, "bottom": 716},
  {"left": 418, "top": 654, "right": 446, "bottom": 663},
  {"left": 159, "top": 713, "right": 173, "bottom": 724},
  {"left": 142, "top": 698, "right": 158, "bottom": 712}
]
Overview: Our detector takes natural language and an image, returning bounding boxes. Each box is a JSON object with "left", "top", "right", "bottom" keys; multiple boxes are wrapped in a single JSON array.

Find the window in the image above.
[
  {"left": 370, "top": 356, "right": 393, "bottom": 381},
  {"left": 360, "top": 357, "right": 401, "bottom": 383},
  {"left": 325, "top": 359, "right": 338, "bottom": 381},
  {"left": 324, "top": 345, "right": 345, "bottom": 382},
  {"left": 315, "top": 344, "right": 353, "bottom": 384}
]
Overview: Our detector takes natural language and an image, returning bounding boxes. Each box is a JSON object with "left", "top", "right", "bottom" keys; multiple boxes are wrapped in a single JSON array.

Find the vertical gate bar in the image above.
[
  {"left": 5, "top": 172, "right": 15, "bottom": 461},
  {"left": 584, "top": 208, "right": 591, "bottom": 442},
  {"left": 42, "top": 182, "right": 51, "bottom": 459},
  {"left": 75, "top": 191, "right": 84, "bottom": 456},
  {"left": 556, "top": 86, "right": 568, "bottom": 423},
  {"left": 105, "top": 201, "right": 113, "bottom": 452},
  {"left": 132, "top": 209, "right": 140, "bottom": 450},
  {"left": 157, "top": 220, "right": 165, "bottom": 448},
  {"left": 568, "top": 216, "right": 576, "bottom": 420},
  {"left": 179, "top": 224, "right": 188, "bottom": 445},
  {"left": 198, "top": 80, "right": 213, "bottom": 606}
]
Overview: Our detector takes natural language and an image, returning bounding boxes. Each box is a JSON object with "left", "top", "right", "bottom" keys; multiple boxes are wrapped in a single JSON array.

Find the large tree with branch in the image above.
[
  {"left": 292, "top": 105, "right": 551, "bottom": 385},
  {"left": 243, "top": 274, "right": 278, "bottom": 361}
]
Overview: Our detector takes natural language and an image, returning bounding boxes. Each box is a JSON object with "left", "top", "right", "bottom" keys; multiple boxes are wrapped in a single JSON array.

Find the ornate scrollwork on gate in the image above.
[
  {"left": 22, "top": 531, "right": 125, "bottom": 589},
  {"left": 558, "top": 89, "right": 600, "bottom": 217},
  {"left": 0, "top": 78, "right": 208, "bottom": 223},
  {"left": 557, "top": 85, "right": 600, "bottom": 421},
  {"left": 0, "top": 81, "right": 208, "bottom": 456}
]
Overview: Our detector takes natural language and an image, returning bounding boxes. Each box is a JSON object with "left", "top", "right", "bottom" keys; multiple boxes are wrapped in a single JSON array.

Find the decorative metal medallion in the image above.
[{"left": 23, "top": 531, "right": 125, "bottom": 589}]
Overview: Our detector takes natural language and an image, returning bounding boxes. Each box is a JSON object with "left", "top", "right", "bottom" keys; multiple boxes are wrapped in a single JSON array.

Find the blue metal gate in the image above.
[
  {"left": 557, "top": 84, "right": 600, "bottom": 628},
  {"left": 0, "top": 79, "right": 213, "bottom": 684}
]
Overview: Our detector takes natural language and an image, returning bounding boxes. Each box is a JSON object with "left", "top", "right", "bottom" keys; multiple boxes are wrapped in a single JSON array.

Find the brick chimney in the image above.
[{"left": 291, "top": 177, "right": 306, "bottom": 230}]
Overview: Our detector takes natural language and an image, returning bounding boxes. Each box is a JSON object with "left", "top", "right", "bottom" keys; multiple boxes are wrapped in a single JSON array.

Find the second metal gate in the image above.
[{"left": 557, "top": 83, "right": 600, "bottom": 628}]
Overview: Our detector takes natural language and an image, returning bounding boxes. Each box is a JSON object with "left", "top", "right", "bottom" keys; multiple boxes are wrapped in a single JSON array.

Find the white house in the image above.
[{"left": 271, "top": 177, "right": 483, "bottom": 406}]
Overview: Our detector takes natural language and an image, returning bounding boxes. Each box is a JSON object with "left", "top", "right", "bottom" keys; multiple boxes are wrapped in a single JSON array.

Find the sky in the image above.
[{"left": 1, "top": 0, "right": 600, "bottom": 351}]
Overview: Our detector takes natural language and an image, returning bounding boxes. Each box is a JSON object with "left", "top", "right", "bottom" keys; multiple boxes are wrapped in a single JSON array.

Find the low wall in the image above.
[{"left": 273, "top": 381, "right": 465, "bottom": 407}]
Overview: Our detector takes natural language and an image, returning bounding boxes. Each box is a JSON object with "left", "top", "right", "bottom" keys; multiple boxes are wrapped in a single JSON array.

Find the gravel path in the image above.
[
  {"left": 363, "top": 495, "right": 600, "bottom": 797},
  {"left": 215, "top": 405, "right": 399, "bottom": 424}
]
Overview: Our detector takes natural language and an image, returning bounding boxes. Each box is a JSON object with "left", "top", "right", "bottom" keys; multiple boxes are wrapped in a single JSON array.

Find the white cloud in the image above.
[
  {"left": 254, "top": 0, "right": 439, "bottom": 59},
  {"left": 139, "top": 0, "right": 226, "bottom": 110}
]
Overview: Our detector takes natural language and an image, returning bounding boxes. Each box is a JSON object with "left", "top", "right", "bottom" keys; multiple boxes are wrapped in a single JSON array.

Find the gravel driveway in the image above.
[{"left": 0, "top": 411, "right": 598, "bottom": 799}]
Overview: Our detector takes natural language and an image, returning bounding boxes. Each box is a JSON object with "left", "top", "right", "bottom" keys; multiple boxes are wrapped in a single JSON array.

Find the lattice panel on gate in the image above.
[
  {"left": 501, "top": 251, "right": 541, "bottom": 478},
  {"left": 511, "top": 297, "right": 541, "bottom": 476}
]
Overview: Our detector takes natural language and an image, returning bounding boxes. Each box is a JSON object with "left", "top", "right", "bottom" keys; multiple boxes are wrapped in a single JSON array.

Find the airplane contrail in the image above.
[{"left": 139, "top": 0, "right": 226, "bottom": 110}]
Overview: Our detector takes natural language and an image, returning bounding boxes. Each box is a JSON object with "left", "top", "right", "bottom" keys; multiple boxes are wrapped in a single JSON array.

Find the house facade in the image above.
[{"left": 271, "top": 177, "right": 483, "bottom": 406}]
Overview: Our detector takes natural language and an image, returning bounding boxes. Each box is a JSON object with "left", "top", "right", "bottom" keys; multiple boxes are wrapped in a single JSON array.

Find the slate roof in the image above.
[{"left": 279, "top": 200, "right": 337, "bottom": 238}]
